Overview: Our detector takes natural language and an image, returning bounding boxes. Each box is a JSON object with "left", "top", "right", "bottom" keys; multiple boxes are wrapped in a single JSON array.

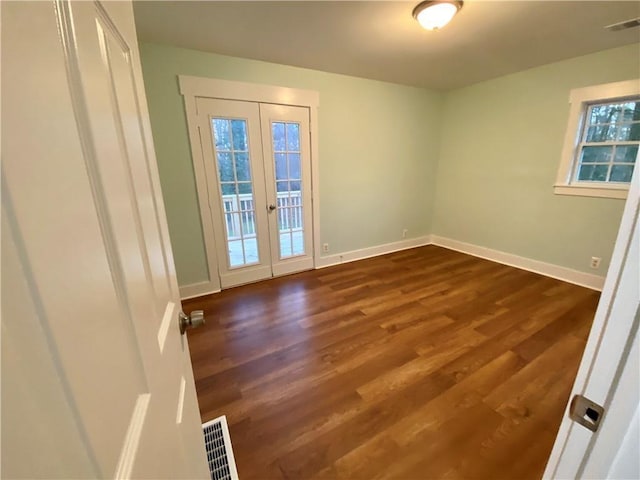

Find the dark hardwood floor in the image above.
[{"left": 183, "top": 245, "right": 599, "bottom": 480}]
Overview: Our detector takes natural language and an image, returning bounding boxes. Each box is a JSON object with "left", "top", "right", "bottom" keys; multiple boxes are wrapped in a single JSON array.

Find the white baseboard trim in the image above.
[
  {"left": 315, "top": 235, "right": 432, "bottom": 269},
  {"left": 178, "top": 237, "right": 431, "bottom": 300},
  {"left": 430, "top": 235, "right": 605, "bottom": 291},
  {"left": 179, "top": 281, "right": 220, "bottom": 301},
  {"left": 178, "top": 234, "right": 603, "bottom": 299}
]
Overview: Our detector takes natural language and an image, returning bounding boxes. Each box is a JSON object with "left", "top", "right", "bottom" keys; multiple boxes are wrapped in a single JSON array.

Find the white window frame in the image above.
[{"left": 554, "top": 79, "right": 640, "bottom": 200}]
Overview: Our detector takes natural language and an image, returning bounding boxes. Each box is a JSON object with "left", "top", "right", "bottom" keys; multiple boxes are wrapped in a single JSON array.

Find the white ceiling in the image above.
[{"left": 133, "top": 1, "right": 640, "bottom": 90}]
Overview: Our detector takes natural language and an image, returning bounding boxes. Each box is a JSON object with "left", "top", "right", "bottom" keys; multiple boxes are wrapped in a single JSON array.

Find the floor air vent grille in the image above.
[{"left": 202, "top": 415, "right": 239, "bottom": 480}]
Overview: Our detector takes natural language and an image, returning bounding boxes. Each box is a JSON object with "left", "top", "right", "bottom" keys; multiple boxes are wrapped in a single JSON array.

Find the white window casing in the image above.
[{"left": 555, "top": 79, "right": 640, "bottom": 200}]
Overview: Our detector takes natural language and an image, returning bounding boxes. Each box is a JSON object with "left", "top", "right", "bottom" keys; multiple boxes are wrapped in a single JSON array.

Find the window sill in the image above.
[{"left": 554, "top": 184, "right": 628, "bottom": 199}]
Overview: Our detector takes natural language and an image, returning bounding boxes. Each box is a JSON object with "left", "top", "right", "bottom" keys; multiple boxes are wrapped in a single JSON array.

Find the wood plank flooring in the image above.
[{"left": 183, "top": 246, "right": 599, "bottom": 480}]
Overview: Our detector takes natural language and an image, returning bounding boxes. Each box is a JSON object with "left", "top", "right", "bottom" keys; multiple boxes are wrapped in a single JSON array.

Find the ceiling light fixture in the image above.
[{"left": 413, "top": 0, "right": 463, "bottom": 31}]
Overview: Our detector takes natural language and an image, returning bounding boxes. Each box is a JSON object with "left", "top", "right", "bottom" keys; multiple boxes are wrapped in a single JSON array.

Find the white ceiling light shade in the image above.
[{"left": 413, "top": 1, "right": 463, "bottom": 31}]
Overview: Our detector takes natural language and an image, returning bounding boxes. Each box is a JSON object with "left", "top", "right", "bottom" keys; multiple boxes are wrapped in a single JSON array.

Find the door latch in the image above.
[
  {"left": 179, "top": 310, "right": 205, "bottom": 335},
  {"left": 569, "top": 394, "right": 604, "bottom": 432}
]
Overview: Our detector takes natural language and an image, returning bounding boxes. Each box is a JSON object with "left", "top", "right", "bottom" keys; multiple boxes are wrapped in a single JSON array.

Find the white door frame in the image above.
[
  {"left": 179, "top": 76, "right": 320, "bottom": 296},
  {"left": 543, "top": 155, "right": 640, "bottom": 478}
]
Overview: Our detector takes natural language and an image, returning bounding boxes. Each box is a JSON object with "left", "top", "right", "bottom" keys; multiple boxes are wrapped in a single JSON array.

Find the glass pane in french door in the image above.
[
  {"left": 212, "top": 118, "right": 259, "bottom": 268},
  {"left": 272, "top": 121, "right": 304, "bottom": 258}
]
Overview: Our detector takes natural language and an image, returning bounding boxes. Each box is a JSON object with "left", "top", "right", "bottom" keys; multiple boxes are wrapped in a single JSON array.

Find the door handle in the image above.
[
  {"left": 268, "top": 204, "right": 276, "bottom": 212},
  {"left": 179, "top": 310, "right": 205, "bottom": 335}
]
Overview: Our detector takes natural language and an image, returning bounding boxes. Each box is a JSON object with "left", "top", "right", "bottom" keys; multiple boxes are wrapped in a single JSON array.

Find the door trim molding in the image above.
[
  {"left": 180, "top": 89, "right": 223, "bottom": 295},
  {"left": 179, "top": 76, "right": 319, "bottom": 107},
  {"left": 179, "top": 76, "right": 321, "bottom": 293},
  {"left": 543, "top": 162, "right": 640, "bottom": 478}
]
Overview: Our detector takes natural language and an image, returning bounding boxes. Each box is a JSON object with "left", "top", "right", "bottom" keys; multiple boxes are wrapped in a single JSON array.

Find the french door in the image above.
[{"left": 197, "top": 98, "right": 313, "bottom": 288}]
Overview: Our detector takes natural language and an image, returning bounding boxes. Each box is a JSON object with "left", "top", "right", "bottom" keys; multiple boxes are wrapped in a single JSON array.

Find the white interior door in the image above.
[
  {"left": 1, "top": 1, "right": 208, "bottom": 478},
  {"left": 197, "top": 98, "right": 314, "bottom": 288},
  {"left": 543, "top": 151, "right": 639, "bottom": 478}
]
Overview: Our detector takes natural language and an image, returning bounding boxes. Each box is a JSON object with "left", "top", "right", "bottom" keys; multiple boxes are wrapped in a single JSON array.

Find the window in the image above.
[
  {"left": 555, "top": 79, "right": 640, "bottom": 199},
  {"left": 576, "top": 101, "right": 639, "bottom": 183}
]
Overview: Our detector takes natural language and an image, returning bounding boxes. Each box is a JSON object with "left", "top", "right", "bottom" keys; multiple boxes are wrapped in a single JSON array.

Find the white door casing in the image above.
[
  {"left": 179, "top": 76, "right": 321, "bottom": 297},
  {"left": 1, "top": 1, "right": 208, "bottom": 478},
  {"left": 543, "top": 150, "right": 640, "bottom": 478}
]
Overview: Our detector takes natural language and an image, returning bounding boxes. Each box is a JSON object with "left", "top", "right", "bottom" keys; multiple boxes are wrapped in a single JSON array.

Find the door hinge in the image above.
[{"left": 569, "top": 394, "right": 604, "bottom": 432}]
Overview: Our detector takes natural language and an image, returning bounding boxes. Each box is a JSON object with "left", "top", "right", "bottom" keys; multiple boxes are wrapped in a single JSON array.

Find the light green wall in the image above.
[
  {"left": 140, "top": 41, "right": 639, "bottom": 287},
  {"left": 432, "top": 44, "right": 640, "bottom": 274},
  {"left": 139, "top": 43, "right": 443, "bottom": 286}
]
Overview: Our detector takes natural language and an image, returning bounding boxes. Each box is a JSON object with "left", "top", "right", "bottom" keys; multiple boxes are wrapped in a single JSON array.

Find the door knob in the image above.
[
  {"left": 268, "top": 204, "right": 276, "bottom": 211},
  {"left": 179, "top": 310, "right": 205, "bottom": 335}
]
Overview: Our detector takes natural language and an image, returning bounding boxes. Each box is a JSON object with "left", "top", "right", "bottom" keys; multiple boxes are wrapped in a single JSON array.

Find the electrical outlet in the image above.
[
  {"left": 402, "top": 229, "right": 408, "bottom": 239},
  {"left": 590, "top": 257, "right": 601, "bottom": 269},
  {"left": 322, "top": 243, "right": 329, "bottom": 253}
]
